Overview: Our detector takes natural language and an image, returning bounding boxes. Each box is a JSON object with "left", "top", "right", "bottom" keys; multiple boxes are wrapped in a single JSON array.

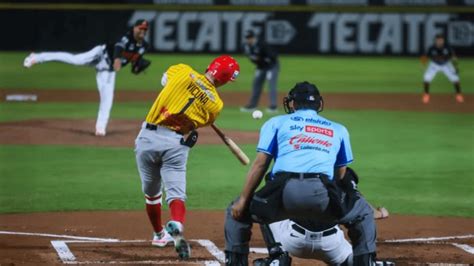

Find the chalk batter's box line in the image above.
[
  {"left": 382, "top": 234, "right": 474, "bottom": 243},
  {"left": 63, "top": 260, "right": 221, "bottom": 265},
  {"left": 380, "top": 235, "right": 474, "bottom": 255},
  {"left": 1, "top": 231, "right": 473, "bottom": 262},
  {"left": 52, "top": 238, "right": 226, "bottom": 265}
]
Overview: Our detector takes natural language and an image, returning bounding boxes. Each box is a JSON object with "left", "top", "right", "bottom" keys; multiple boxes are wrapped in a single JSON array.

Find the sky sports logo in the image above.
[{"left": 305, "top": 125, "right": 333, "bottom": 137}]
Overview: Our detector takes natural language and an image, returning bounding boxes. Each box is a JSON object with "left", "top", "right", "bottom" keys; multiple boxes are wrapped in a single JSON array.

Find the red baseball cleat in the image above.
[{"left": 422, "top": 93, "right": 430, "bottom": 104}]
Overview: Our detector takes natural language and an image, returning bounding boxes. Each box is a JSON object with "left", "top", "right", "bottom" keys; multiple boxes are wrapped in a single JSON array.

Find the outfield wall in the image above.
[{"left": 1, "top": 4, "right": 473, "bottom": 55}]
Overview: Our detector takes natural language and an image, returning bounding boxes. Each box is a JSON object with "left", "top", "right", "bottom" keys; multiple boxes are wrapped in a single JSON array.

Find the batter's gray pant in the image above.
[
  {"left": 134, "top": 123, "right": 190, "bottom": 203},
  {"left": 247, "top": 63, "right": 279, "bottom": 108},
  {"left": 224, "top": 177, "right": 376, "bottom": 257}
]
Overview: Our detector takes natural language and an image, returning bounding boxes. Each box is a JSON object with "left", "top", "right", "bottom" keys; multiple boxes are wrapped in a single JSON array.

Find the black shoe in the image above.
[
  {"left": 175, "top": 237, "right": 191, "bottom": 260},
  {"left": 240, "top": 105, "right": 256, "bottom": 112},
  {"left": 252, "top": 251, "right": 292, "bottom": 266},
  {"left": 266, "top": 107, "right": 278, "bottom": 113},
  {"left": 225, "top": 251, "right": 248, "bottom": 266}
]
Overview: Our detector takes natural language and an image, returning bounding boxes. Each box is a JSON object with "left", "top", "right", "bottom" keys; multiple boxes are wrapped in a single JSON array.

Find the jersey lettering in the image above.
[
  {"left": 145, "top": 64, "right": 223, "bottom": 134},
  {"left": 186, "top": 83, "right": 209, "bottom": 105}
]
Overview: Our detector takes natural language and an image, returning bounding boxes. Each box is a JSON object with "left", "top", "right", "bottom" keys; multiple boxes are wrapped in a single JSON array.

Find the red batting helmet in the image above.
[{"left": 206, "top": 55, "right": 240, "bottom": 85}]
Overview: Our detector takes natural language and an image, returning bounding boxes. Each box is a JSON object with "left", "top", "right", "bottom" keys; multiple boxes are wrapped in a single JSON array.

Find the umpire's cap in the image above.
[
  {"left": 134, "top": 19, "right": 149, "bottom": 30},
  {"left": 284, "top": 81, "right": 323, "bottom": 113},
  {"left": 289, "top": 81, "right": 321, "bottom": 103},
  {"left": 244, "top": 30, "right": 256, "bottom": 39}
]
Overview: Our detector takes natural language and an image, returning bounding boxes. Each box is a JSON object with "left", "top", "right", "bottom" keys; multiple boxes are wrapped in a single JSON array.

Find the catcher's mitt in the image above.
[
  {"left": 420, "top": 55, "right": 428, "bottom": 65},
  {"left": 132, "top": 58, "right": 151, "bottom": 74}
]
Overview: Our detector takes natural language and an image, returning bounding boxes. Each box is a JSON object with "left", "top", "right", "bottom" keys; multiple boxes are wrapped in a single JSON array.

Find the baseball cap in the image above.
[
  {"left": 290, "top": 81, "right": 321, "bottom": 102},
  {"left": 134, "top": 19, "right": 149, "bottom": 30}
]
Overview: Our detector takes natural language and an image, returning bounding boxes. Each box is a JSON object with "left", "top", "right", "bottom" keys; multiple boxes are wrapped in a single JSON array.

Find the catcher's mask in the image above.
[{"left": 283, "top": 81, "right": 323, "bottom": 114}]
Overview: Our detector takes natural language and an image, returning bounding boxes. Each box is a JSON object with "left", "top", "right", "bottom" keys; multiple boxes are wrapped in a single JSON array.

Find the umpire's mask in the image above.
[{"left": 283, "top": 81, "right": 324, "bottom": 114}]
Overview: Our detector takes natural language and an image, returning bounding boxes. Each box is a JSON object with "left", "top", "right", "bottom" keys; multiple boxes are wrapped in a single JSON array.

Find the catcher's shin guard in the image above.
[
  {"left": 260, "top": 224, "right": 281, "bottom": 255},
  {"left": 353, "top": 252, "right": 375, "bottom": 266},
  {"left": 225, "top": 251, "right": 248, "bottom": 266},
  {"left": 255, "top": 225, "right": 292, "bottom": 266}
]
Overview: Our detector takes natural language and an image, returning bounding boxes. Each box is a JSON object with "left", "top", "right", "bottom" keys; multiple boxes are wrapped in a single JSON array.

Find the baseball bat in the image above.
[{"left": 211, "top": 124, "right": 250, "bottom": 165}]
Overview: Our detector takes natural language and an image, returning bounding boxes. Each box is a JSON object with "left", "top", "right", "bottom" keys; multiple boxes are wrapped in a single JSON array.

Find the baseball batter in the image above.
[
  {"left": 134, "top": 56, "right": 240, "bottom": 260},
  {"left": 421, "top": 34, "right": 464, "bottom": 104},
  {"left": 23, "top": 20, "right": 151, "bottom": 136},
  {"left": 224, "top": 82, "right": 377, "bottom": 266}
]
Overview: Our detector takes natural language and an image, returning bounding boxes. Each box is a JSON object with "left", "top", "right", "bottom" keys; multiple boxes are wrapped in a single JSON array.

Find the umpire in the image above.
[
  {"left": 225, "top": 82, "right": 377, "bottom": 266},
  {"left": 241, "top": 30, "right": 279, "bottom": 112}
]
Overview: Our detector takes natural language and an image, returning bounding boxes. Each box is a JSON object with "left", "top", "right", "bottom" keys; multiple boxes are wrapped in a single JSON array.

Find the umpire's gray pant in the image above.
[
  {"left": 247, "top": 63, "right": 279, "bottom": 108},
  {"left": 224, "top": 177, "right": 376, "bottom": 257}
]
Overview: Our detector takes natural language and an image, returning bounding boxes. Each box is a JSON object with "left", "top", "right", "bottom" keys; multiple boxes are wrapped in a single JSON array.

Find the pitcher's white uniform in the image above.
[
  {"left": 270, "top": 220, "right": 352, "bottom": 264},
  {"left": 23, "top": 20, "right": 150, "bottom": 135},
  {"left": 27, "top": 46, "right": 115, "bottom": 134}
]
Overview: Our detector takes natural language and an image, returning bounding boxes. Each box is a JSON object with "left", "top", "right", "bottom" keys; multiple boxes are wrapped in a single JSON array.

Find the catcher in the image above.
[
  {"left": 253, "top": 170, "right": 390, "bottom": 266},
  {"left": 420, "top": 34, "right": 464, "bottom": 104},
  {"left": 23, "top": 19, "right": 151, "bottom": 136}
]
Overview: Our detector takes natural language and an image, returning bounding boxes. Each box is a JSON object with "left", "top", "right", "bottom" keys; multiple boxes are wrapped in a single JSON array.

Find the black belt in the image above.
[
  {"left": 276, "top": 172, "right": 328, "bottom": 180},
  {"left": 291, "top": 223, "right": 337, "bottom": 237},
  {"left": 145, "top": 123, "right": 183, "bottom": 135},
  {"left": 145, "top": 123, "right": 158, "bottom": 130}
]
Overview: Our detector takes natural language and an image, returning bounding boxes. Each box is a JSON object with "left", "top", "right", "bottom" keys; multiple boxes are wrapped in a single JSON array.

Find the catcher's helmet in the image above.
[
  {"left": 206, "top": 55, "right": 240, "bottom": 85},
  {"left": 283, "top": 81, "right": 323, "bottom": 114}
]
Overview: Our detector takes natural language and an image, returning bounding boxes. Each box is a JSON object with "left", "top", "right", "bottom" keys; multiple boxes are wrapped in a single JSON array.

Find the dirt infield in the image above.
[
  {"left": 0, "top": 119, "right": 258, "bottom": 147},
  {"left": 0, "top": 211, "right": 473, "bottom": 265}
]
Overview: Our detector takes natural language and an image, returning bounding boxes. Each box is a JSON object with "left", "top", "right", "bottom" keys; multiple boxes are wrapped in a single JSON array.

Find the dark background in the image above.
[{"left": 1, "top": 2, "right": 473, "bottom": 55}]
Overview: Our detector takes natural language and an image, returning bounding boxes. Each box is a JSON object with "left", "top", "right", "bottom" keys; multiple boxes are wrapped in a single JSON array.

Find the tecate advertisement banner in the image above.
[{"left": 131, "top": 11, "right": 474, "bottom": 55}]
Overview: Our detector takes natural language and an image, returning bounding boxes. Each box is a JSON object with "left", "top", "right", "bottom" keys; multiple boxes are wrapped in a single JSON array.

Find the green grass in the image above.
[
  {"left": 0, "top": 52, "right": 472, "bottom": 217},
  {"left": 0, "top": 145, "right": 255, "bottom": 213},
  {"left": 0, "top": 103, "right": 473, "bottom": 216},
  {"left": 1, "top": 52, "right": 473, "bottom": 93}
]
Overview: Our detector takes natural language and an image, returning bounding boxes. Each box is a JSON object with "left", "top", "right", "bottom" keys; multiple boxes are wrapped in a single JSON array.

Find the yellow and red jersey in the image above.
[{"left": 145, "top": 64, "right": 223, "bottom": 134}]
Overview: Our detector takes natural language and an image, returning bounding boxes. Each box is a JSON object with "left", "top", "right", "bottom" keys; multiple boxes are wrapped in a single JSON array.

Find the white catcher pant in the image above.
[
  {"left": 34, "top": 45, "right": 115, "bottom": 132},
  {"left": 423, "top": 61, "right": 459, "bottom": 83},
  {"left": 270, "top": 220, "right": 352, "bottom": 265}
]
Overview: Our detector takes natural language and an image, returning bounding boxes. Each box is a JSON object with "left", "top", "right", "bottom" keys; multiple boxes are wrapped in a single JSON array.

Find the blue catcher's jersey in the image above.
[{"left": 257, "top": 109, "right": 353, "bottom": 180}]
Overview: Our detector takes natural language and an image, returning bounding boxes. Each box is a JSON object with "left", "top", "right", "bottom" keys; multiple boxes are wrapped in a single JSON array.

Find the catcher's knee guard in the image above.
[
  {"left": 253, "top": 251, "right": 292, "bottom": 266},
  {"left": 225, "top": 251, "right": 248, "bottom": 266}
]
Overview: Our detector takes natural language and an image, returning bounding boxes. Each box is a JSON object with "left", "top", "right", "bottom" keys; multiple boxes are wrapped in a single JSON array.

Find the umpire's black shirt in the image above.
[{"left": 243, "top": 39, "right": 278, "bottom": 70}]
